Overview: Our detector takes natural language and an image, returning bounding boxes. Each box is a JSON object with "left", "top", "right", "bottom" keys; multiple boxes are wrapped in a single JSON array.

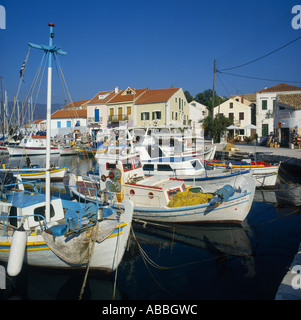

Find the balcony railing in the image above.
[
  {"left": 87, "top": 117, "right": 102, "bottom": 124},
  {"left": 108, "top": 114, "right": 129, "bottom": 122}
]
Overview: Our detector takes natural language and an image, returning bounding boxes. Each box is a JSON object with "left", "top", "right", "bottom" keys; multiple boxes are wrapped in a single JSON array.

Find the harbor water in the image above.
[{"left": 1, "top": 154, "right": 301, "bottom": 300}]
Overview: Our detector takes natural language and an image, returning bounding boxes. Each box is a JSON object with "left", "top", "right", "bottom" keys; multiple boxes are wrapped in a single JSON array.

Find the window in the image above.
[
  {"left": 172, "top": 111, "right": 174, "bottom": 120},
  {"left": 262, "top": 124, "right": 269, "bottom": 137},
  {"left": 141, "top": 112, "right": 150, "bottom": 121},
  {"left": 67, "top": 121, "right": 71, "bottom": 127},
  {"left": 239, "top": 112, "right": 244, "bottom": 120},
  {"left": 110, "top": 108, "right": 114, "bottom": 116},
  {"left": 94, "top": 108, "right": 100, "bottom": 122},
  {"left": 158, "top": 164, "right": 173, "bottom": 171},
  {"left": 262, "top": 100, "right": 267, "bottom": 110},
  {"left": 152, "top": 111, "right": 161, "bottom": 120},
  {"left": 75, "top": 121, "right": 80, "bottom": 127},
  {"left": 127, "top": 106, "right": 131, "bottom": 115},
  {"left": 167, "top": 188, "right": 181, "bottom": 200},
  {"left": 229, "top": 113, "right": 234, "bottom": 121},
  {"left": 143, "top": 164, "right": 154, "bottom": 171},
  {"left": 34, "top": 205, "right": 55, "bottom": 222},
  {"left": 122, "top": 159, "right": 133, "bottom": 171},
  {"left": 230, "top": 102, "right": 233, "bottom": 109},
  {"left": 106, "top": 163, "right": 116, "bottom": 170},
  {"left": 57, "top": 121, "right": 61, "bottom": 128},
  {"left": 133, "top": 157, "right": 142, "bottom": 169}
]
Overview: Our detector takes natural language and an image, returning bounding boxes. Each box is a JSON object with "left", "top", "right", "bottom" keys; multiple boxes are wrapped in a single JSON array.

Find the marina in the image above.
[
  {"left": 0, "top": 147, "right": 300, "bottom": 300},
  {"left": 1, "top": 4, "right": 301, "bottom": 302}
]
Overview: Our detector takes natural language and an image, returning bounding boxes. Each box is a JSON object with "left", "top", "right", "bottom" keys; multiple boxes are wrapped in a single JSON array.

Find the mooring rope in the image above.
[{"left": 79, "top": 223, "right": 98, "bottom": 300}]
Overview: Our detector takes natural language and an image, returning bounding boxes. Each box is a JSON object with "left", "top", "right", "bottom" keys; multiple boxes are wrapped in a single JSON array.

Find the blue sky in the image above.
[{"left": 0, "top": 0, "right": 301, "bottom": 107}]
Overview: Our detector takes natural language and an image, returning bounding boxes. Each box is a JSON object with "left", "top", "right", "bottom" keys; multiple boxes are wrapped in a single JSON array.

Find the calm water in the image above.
[{"left": 1, "top": 155, "right": 301, "bottom": 300}]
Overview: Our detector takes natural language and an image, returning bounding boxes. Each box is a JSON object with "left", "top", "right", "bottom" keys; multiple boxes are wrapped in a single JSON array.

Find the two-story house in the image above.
[
  {"left": 213, "top": 98, "right": 253, "bottom": 138},
  {"left": 134, "top": 87, "right": 189, "bottom": 127},
  {"left": 86, "top": 86, "right": 189, "bottom": 131},
  {"left": 256, "top": 83, "right": 301, "bottom": 140},
  {"left": 86, "top": 88, "right": 119, "bottom": 136}
]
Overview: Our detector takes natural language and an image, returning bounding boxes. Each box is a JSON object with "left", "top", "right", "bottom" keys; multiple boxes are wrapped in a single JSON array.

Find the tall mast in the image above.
[
  {"left": 29, "top": 23, "right": 67, "bottom": 221},
  {"left": 45, "top": 22, "right": 54, "bottom": 220}
]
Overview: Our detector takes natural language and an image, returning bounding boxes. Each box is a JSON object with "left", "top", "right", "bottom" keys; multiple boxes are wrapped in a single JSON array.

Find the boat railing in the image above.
[{"left": 0, "top": 214, "right": 47, "bottom": 236}]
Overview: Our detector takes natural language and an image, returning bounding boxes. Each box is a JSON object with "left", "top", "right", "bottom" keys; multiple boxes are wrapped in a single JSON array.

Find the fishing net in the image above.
[
  {"left": 167, "top": 190, "right": 214, "bottom": 208},
  {"left": 42, "top": 218, "right": 119, "bottom": 265}
]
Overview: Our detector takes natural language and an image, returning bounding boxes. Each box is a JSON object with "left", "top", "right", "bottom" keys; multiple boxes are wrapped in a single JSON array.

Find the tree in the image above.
[
  {"left": 184, "top": 90, "right": 194, "bottom": 103},
  {"left": 200, "top": 114, "right": 232, "bottom": 143},
  {"left": 195, "top": 89, "right": 227, "bottom": 115}
]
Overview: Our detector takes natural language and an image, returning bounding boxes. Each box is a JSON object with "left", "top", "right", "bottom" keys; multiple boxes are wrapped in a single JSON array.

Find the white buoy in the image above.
[{"left": 7, "top": 224, "right": 27, "bottom": 277}]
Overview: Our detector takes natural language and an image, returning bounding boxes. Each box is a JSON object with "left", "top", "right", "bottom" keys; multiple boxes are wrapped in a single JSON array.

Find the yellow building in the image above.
[{"left": 106, "top": 86, "right": 189, "bottom": 127}]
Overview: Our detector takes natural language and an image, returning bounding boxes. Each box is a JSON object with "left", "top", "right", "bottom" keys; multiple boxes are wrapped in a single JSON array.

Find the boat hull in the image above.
[
  {"left": 0, "top": 200, "right": 133, "bottom": 271},
  {"left": 8, "top": 146, "right": 59, "bottom": 157},
  {"left": 70, "top": 174, "right": 256, "bottom": 224}
]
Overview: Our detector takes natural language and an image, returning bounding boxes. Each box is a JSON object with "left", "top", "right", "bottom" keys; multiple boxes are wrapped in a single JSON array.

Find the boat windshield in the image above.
[
  {"left": 190, "top": 159, "right": 203, "bottom": 170},
  {"left": 145, "top": 145, "right": 165, "bottom": 158}
]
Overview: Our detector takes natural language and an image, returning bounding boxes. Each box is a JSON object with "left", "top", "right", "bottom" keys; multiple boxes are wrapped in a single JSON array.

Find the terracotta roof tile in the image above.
[
  {"left": 257, "top": 83, "right": 301, "bottom": 93},
  {"left": 88, "top": 90, "right": 118, "bottom": 104},
  {"left": 107, "top": 88, "right": 148, "bottom": 104},
  {"left": 278, "top": 93, "right": 301, "bottom": 109},
  {"left": 135, "top": 88, "right": 180, "bottom": 104},
  {"left": 51, "top": 109, "right": 87, "bottom": 119},
  {"left": 64, "top": 100, "right": 90, "bottom": 108}
]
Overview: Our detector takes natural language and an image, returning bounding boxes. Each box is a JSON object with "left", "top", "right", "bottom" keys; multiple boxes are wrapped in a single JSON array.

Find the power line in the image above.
[
  {"left": 217, "top": 70, "right": 301, "bottom": 84},
  {"left": 219, "top": 35, "right": 301, "bottom": 71}
]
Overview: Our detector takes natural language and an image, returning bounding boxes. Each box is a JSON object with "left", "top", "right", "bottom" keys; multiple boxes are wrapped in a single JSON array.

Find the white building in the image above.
[
  {"left": 213, "top": 98, "right": 253, "bottom": 138},
  {"left": 188, "top": 101, "right": 208, "bottom": 127},
  {"left": 86, "top": 89, "right": 118, "bottom": 136},
  {"left": 50, "top": 109, "right": 87, "bottom": 137},
  {"left": 275, "top": 93, "right": 301, "bottom": 146},
  {"left": 256, "top": 83, "right": 301, "bottom": 140}
]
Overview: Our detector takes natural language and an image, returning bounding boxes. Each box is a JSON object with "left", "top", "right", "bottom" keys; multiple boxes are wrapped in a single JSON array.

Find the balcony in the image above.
[
  {"left": 87, "top": 117, "right": 102, "bottom": 125},
  {"left": 108, "top": 114, "right": 129, "bottom": 122}
]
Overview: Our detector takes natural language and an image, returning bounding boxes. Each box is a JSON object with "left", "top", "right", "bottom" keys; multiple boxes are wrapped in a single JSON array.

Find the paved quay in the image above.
[
  {"left": 207, "top": 142, "right": 301, "bottom": 299},
  {"left": 210, "top": 142, "right": 301, "bottom": 160}
]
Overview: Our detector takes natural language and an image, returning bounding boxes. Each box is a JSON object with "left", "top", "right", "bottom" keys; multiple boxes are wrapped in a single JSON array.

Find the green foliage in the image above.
[
  {"left": 201, "top": 114, "right": 232, "bottom": 143},
  {"left": 184, "top": 89, "right": 227, "bottom": 115}
]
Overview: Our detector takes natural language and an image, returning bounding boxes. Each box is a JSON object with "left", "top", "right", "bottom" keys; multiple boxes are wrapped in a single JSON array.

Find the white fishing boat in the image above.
[
  {"left": 94, "top": 129, "right": 251, "bottom": 193},
  {"left": 0, "top": 164, "right": 67, "bottom": 181},
  {"left": 8, "top": 135, "right": 59, "bottom": 157},
  {"left": 0, "top": 23, "right": 134, "bottom": 275},
  {"left": 70, "top": 144, "right": 256, "bottom": 223},
  {"left": 58, "top": 144, "right": 79, "bottom": 156}
]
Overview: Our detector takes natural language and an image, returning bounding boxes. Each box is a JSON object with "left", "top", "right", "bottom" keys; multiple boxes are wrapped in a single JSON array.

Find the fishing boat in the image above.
[
  {"left": 0, "top": 163, "right": 66, "bottom": 181},
  {"left": 7, "top": 135, "right": 59, "bottom": 157},
  {"left": 94, "top": 129, "right": 251, "bottom": 193},
  {"left": 0, "top": 23, "right": 134, "bottom": 275},
  {"left": 205, "top": 159, "right": 280, "bottom": 188},
  {"left": 58, "top": 144, "right": 79, "bottom": 156},
  {"left": 70, "top": 143, "right": 256, "bottom": 223}
]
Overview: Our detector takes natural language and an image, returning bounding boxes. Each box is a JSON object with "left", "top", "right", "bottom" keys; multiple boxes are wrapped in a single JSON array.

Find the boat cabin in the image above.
[
  {"left": 122, "top": 176, "right": 186, "bottom": 207},
  {"left": 1, "top": 192, "right": 65, "bottom": 230}
]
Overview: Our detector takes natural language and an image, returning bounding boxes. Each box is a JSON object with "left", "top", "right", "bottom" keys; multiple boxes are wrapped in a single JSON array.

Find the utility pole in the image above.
[{"left": 212, "top": 59, "right": 216, "bottom": 117}]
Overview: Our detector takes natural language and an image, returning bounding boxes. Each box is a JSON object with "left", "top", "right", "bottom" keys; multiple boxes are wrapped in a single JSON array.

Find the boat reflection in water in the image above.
[{"left": 131, "top": 219, "right": 255, "bottom": 278}]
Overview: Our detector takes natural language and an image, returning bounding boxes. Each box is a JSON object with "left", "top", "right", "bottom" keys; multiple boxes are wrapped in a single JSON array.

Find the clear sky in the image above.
[{"left": 0, "top": 0, "right": 301, "bottom": 107}]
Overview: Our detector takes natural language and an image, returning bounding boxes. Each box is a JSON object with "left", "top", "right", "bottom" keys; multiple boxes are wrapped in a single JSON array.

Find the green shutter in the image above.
[{"left": 262, "top": 100, "right": 267, "bottom": 110}]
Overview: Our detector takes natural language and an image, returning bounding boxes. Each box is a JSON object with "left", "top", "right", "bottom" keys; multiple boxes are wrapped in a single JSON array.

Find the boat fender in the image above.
[{"left": 7, "top": 224, "right": 27, "bottom": 277}]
